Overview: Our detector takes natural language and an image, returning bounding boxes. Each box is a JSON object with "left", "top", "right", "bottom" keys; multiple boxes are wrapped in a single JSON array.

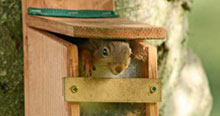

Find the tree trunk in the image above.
[
  {"left": 115, "top": 0, "right": 212, "bottom": 116},
  {"left": 0, "top": 0, "right": 24, "bottom": 116}
]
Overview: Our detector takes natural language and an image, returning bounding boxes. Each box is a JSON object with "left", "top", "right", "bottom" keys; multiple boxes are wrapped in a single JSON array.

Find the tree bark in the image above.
[
  {"left": 115, "top": 0, "right": 212, "bottom": 116},
  {"left": 0, "top": 0, "right": 24, "bottom": 115}
]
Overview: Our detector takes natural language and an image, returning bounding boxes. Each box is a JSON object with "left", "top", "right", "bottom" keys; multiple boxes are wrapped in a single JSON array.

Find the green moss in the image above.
[{"left": 0, "top": 0, "right": 24, "bottom": 115}]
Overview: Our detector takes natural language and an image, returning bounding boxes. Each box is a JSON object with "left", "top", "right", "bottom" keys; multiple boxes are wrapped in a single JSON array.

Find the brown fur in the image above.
[{"left": 79, "top": 39, "right": 132, "bottom": 76}]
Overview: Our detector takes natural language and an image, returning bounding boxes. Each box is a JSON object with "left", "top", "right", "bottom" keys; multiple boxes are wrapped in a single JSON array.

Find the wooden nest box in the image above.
[{"left": 22, "top": 0, "right": 166, "bottom": 116}]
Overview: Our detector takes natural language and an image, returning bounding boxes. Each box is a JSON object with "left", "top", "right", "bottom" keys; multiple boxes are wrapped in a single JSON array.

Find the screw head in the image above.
[
  {"left": 150, "top": 86, "right": 157, "bottom": 93},
  {"left": 71, "top": 85, "right": 78, "bottom": 93}
]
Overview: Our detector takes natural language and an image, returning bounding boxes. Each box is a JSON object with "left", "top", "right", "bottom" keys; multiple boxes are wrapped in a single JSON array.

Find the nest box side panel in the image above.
[
  {"left": 144, "top": 42, "right": 159, "bottom": 116},
  {"left": 27, "top": 0, "right": 114, "bottom": 10},
  {"left": 25, "top": 28, "right": 76, "bottom": 116}
]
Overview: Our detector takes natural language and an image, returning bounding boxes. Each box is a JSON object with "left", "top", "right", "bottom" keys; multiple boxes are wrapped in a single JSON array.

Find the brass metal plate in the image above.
[{"left": 63, "top": 77, "right": 161, "bottom": 103}]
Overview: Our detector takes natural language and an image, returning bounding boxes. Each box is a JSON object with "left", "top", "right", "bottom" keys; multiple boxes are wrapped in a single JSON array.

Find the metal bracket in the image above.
[{"left": 63, "top": 77, "right": 161, "bottom": 103}]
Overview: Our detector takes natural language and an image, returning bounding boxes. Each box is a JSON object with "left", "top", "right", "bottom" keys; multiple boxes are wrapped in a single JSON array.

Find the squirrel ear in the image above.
[{"left": 89, "top": 39, "right": 102, "bottom": 49}]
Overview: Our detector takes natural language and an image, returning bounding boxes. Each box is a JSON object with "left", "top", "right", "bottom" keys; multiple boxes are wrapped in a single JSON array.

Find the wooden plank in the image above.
[
  {"left": 27, "top": 0, "right": 114, "bottom": 10},
  {"left": 26, "top": 28, "right": 76, "bottom": 116},
  {"left": 64, "top": 77, "right": 161, "bottom": 103},
  {"left": 67, "top": 43, "right": 80, "bottom": 116},
  {"left": 143, "top": 42, "right": 159, "bottom": 116},
  {"left": 130, "top": 41, "right": 159, "bottom": 116},
  {"left": 22, "top": 0, "right": 29, "bottom": 115},
  {"left": 27, "top": 16, "right": 166, "bottom": 39}
]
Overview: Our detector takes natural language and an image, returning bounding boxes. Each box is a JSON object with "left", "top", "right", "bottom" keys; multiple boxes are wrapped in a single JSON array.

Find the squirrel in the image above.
[
  {"left": 79, "top": 39, "right": 148, "bottom": 77},
  {"left": 79, "top": 39, "right": 132, "bottom": 76}
]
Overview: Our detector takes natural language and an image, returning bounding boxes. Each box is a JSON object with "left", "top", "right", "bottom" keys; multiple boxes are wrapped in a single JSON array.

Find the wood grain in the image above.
[
  {"left": 64, "top": 77, "right": 161, "bottom": 103},
  {"left": 25, "top": 28, "right": 77, "bottom": 116},
  {"left": 27, "top": 16, "right": 166, "bottom": 39},
  {"left": 27, "top": 0, "right": 114, "bottom": 10}
]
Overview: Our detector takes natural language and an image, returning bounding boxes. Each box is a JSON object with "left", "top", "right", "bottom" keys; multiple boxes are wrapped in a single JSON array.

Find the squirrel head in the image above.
[{"left": 90, "top": 40, "right": 132, "bottom": 75}]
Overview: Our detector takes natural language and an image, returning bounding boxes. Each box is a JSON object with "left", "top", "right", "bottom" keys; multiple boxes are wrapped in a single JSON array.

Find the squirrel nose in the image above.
[{"left": 115, "top": 66, "right": 122, "bottom": 73}]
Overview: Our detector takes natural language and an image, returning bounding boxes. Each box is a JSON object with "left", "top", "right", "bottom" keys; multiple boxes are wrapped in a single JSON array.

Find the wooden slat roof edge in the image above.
[{"left": 27, "top": 15, "right": 166, "bottom": 39}]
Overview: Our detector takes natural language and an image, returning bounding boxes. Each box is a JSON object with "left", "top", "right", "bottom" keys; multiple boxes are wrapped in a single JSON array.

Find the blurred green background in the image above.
[{"left": 188, "top": 0, "right": 220, "bottom": 116}]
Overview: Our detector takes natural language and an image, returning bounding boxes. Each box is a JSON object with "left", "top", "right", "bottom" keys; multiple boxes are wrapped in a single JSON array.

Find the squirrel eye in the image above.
[{"left": 103, "top": 48, "right": 108, "bottom": 56}]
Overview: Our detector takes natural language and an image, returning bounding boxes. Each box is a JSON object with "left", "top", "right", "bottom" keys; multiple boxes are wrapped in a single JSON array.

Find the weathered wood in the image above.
[
  {"left": 64, "top": 77, "right": 161, "bottom": 103},
  {"left": 27, "top": 0, "right": 114, "bottom": 10},
  {"left": 25, "top": 28, "right": 77, "bottom": 116},
  {"left": 26, "top": 16, "right": 166, "bottom": 39}
]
